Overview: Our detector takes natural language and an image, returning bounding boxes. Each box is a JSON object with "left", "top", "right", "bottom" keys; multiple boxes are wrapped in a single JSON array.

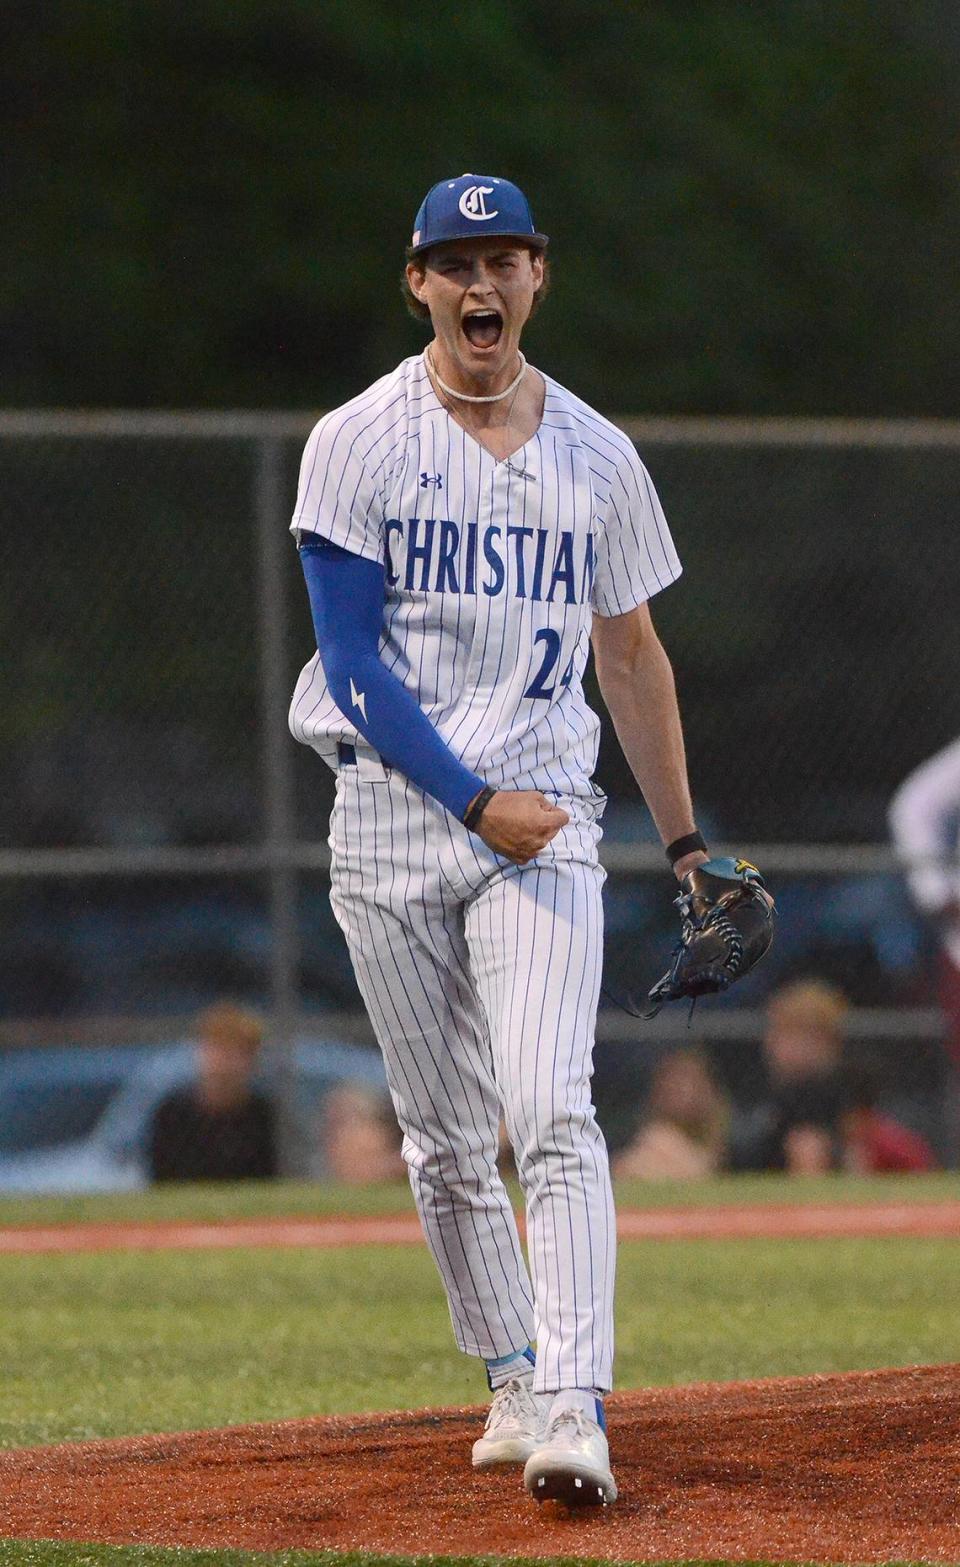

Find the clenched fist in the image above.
[{"left": 470, "top": 790, "right": 569, "bottom": 864}]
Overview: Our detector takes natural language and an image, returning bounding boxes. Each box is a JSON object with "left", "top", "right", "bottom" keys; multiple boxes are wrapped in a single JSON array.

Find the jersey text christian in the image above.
[{"left": 290, "top": 353, "right": 681, "bottom": 796}]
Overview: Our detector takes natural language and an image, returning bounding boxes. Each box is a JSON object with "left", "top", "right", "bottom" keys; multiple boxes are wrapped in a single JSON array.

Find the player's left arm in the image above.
[
  {"left": 591, "top": 602, "right": 707, "bottom": 881},
  {"left": 594, "top": 601, "right": 776, "bottom": 1010}
]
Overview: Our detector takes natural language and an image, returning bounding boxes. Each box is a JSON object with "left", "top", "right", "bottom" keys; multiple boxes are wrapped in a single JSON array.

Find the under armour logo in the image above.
[
  {"left": 458, "top": 184, "right": 498, "bottom": 221},
  {"left": 420, "top": 471, "right": 443, "bottom": 489},
  {"left": 349, "top": 678, "right": 367, "bottom": 722}
]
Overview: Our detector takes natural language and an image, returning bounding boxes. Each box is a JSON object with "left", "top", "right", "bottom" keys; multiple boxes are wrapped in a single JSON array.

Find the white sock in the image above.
[
  {"left": 486, "top": 1346, "right": 536, "bottom": 1390},
  {"left": 547, "top": 1387, "right": 606, "bottom": 1428}
]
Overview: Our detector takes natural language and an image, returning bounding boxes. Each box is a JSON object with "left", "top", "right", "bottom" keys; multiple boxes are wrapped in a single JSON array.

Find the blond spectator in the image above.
[
  {"left": 729, "top": 980, "right": 849, "bottom": 1174},
  {"left": 764, "top": 979, "right": 849, "bottom": 1081}
]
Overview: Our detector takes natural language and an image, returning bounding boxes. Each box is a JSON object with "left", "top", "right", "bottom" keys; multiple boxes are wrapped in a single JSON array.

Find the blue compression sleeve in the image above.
[{"left": 299, "top": 535, "right": 485, "bottom": 821}]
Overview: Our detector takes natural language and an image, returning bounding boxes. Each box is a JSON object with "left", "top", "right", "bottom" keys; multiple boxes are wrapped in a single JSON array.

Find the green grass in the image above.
[
  {"left": 0, "top": 1180, "right": 415, "bottom": 1228},
  {"left": 1, "top": 1176, "right": 958, "bottom": 1567},
  {"left": 0, "top": 1170, "right": 956, "bottom": 1228},
  {"left": 0, "top": 1227, "right": 956, "bottom": 1448}
]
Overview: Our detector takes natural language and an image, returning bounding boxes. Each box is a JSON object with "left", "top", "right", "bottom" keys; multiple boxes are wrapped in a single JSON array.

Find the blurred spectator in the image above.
[
  {"left": 763, "top": 978, "right": 848, "bottom": 1084},
  {"left": 729, "top": 979, "right": 850, "bottom": 1173},
  {"left": 771, "top": 1074, "right": 847, "bottom": 1174},
  {"left": 840, "top": 1065, "right": 937, "bottom": 1174},
  {"left": 148, "top": 1003, "right": 278, "bottom": 1182},
  {"left": 316, "top": 1082, "right": 405, "bottom": 1183},
  {"left": 612, "top": 1048, "right": 729, "bottom": 1180},
  {"left": 890, "top": 737, "right": 960, "bottom": 1153},
  {"left": 730, "top": 979, "right": 934, "bottom": 1174}
]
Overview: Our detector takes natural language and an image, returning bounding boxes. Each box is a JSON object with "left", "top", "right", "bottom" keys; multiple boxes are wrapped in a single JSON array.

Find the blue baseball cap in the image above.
[{"left": 408, "top": 173, "right": 549, "bottom": 257}]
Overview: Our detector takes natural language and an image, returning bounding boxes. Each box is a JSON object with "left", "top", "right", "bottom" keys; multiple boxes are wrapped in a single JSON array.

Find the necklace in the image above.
[
  {"left": 427, "top": 342, "right": 528, "bottom": 466},
  {"left": 425, "top": 343, "right": 526, "bottom": 403}
]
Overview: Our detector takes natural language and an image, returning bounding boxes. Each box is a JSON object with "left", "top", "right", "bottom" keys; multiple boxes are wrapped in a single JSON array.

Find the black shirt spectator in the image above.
[
  {"left": 146, "top": 1002, "right": 278, "bottom": 1182},
  {"left": 148, "top": 1084, "right": 277, "bottom": 1181},
  {"left": 727, "top": 979, "right": 850, "bottom": 1174}
]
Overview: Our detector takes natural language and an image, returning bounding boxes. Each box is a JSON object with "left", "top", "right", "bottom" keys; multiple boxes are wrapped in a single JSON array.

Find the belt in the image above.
[{"left": 337, "top": 741, "right": 357, "bottom": 767}]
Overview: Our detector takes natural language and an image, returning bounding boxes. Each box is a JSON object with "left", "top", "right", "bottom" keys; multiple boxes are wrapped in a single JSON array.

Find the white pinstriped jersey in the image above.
[{"left": 289, "top": 352, "right": 682, "bottom": 797}]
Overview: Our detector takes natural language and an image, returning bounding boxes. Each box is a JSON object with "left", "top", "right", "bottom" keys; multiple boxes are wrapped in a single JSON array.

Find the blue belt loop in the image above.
[{"left": 337, "top": 741, "right": 357, "bottom": 768}]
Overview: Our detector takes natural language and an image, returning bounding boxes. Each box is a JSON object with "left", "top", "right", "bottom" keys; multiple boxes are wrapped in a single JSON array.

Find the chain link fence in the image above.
[{"left": 1, "top": 412, "right": 957, "bottom": 1181}]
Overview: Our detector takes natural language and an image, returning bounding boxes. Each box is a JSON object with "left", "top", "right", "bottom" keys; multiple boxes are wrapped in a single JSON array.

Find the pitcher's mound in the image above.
[{"left": 1, "top": 1363, "right": 958, "bottom": 1562}]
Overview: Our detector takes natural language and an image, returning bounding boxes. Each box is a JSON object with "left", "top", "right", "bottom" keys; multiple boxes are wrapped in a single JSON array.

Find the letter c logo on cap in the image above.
[{"left": 458, "top": 185, "right": 498, "bottom": 221}]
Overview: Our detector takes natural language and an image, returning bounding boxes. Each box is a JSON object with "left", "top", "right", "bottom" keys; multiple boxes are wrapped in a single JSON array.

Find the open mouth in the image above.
[{"left": 461, "top": 309, "right": 503, "bottom": 349}]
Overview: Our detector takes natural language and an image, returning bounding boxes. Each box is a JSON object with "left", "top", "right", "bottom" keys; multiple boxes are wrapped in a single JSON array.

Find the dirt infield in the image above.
[
  {"left": 1, "top": 1364, "right": 958, "bottom": 1561},
  {"left": 1, "top": 1198, "right": 959, "bottom": 1254}
]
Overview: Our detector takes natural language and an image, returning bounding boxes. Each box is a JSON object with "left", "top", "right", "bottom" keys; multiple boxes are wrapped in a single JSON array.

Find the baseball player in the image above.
[
  {"left": 290, "top": 173, "right": 710, "bottom": 1506},
  {"left": 889, "top": 735, "right": 960, "bottom": 1154}
]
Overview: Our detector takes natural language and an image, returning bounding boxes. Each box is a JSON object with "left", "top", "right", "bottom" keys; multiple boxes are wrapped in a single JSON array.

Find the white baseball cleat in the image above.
[
  {"left": 471, "top": 1378, "right": 551, "bottom": 1468},
  {"left": 523, "top": 1398, "right": 617, "bottom": 1505}
]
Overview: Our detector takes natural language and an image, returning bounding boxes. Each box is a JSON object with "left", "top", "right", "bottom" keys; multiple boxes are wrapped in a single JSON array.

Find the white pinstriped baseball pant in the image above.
[{"left": 327, "top": 751, "right": 616, "bottom": 1393}]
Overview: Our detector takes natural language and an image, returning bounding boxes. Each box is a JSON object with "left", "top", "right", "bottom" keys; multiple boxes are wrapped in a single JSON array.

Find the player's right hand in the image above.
[{"left": 473, "top": 791, "right": 570, "bottom": 864}]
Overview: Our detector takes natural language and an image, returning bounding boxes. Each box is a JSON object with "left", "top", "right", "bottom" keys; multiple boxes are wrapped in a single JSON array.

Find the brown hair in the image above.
[
  {"left": 401, "top": 247, "right": 551, "bottom": 323},
  {"left": 196, "top": 1002, "right": 263, "bottom": 1053},
  {"left": 647, "top": 1047, "right": 728, "bottom": 1144}
]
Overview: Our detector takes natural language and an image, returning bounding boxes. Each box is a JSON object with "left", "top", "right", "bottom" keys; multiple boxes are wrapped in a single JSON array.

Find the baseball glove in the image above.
[{"left": 644, "top": 857, "right": 775, "bottom": 1016}]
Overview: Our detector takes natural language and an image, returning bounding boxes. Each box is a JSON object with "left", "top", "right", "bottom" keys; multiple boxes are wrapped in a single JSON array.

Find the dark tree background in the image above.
[
  {"left": 5, "top": 0, "right": 960, "bottom": 414},
  {"left": 2, "top": 0, "right": 959, "bottom": 848},
  {"left": 2, "top": 2, "right": 959, "bottom": 1029}
]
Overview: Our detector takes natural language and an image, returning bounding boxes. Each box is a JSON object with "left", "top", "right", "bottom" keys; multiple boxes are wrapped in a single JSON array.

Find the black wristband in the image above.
[
  {"left": 464, "top": 785, "right": 496, "bottom": 832},
  {"left": 665, "top": 830, "right": 707, "bottom": 867}
]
